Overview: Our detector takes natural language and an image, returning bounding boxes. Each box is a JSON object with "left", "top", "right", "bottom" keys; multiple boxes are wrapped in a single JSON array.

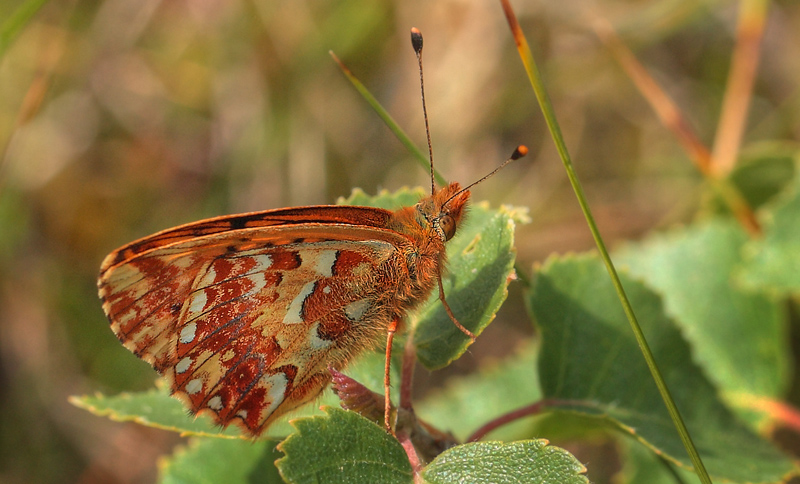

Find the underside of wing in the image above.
[
  {"left": 102, "top": 206, "right": 395, "bottom": 270},
  {"left": 98, "top": 223, "right": 410, "bottom": 436}
]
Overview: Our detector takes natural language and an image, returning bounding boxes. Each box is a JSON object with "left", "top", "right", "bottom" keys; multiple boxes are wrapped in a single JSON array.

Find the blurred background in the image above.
[{"left": 0, "top": 0, "right": 798, "bottom": 482}]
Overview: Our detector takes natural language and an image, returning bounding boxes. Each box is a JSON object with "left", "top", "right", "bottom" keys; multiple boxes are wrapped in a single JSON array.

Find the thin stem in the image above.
[
  {"left": 467, "top": 401, "right": 546, "bottom": 442},
  {"left": 468, "top": 398, "right": 606, "bottom": 442},
  {"left": 500, "top": 1, "right": 712, "bottom": 482},
  {"left": 329, "top": 51, "right": 447, "bottom": 187},
  {"left": 711, "top": 0, "right": 769, "bottom": 177},
  {"left": 397, "top": 432, "right": 424, "bottom": 479},
  {"left": 400, "top": 330, "right": 417, "bottom": 411},
  {"left": 594, "top": 19, "right": 712, "bottom": 176},
  {"left": 384, "top": 321, "right": 398, "bottom": 433},
  {"left": 397, "top": 330, "right": 423, "bottom": 481},
  {"left": 595, "top": 18, "right": 761, "bottom": 235}
]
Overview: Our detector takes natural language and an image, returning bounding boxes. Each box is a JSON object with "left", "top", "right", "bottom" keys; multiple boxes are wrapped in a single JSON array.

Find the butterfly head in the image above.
[
  {"left": 417, "top": 182, "right": 469, "bottom": 242},
  {"left": 418, "top": 145, "right": 527, "bottom": 243}
]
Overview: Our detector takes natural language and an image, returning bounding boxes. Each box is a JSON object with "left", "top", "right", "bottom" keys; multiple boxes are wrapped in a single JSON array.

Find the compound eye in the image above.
[{"left": 440, "top": 214, "right": 457, "bottom": 241}]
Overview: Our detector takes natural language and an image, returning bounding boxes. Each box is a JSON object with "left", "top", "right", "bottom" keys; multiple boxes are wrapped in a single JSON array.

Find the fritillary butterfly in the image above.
[{"left": 98, "top": 28, "right": 525, "bottom": 437}]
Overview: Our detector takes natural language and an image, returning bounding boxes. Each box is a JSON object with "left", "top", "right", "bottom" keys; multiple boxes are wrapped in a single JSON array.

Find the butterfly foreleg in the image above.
[{"left": 436, "top": 272, "right": 476, "bottom": 342}]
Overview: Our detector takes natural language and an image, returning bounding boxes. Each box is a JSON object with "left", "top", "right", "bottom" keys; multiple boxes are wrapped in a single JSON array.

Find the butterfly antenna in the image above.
[
  {"left": 443, "top": 145, "right": 528, "bottom": 208},
  {"left": 411, "top": 27, "right": 436, "bottom": 196}
]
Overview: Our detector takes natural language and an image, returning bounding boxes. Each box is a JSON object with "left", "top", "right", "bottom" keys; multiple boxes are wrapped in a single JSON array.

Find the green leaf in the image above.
[
  {"left": 421, "top": 440, "right": 588, "bottom": 484},
  {"left": 739, "top": 168, "right": 800, "bottom": 293},
  {"left": 159, "top": 438, "right": 282, "bottom": 484},
  {"left": 615, "top": 219, "right": 788, "bottom": 401},
  {"left": 338, "top": 187, "right": 427, "bottom": 211},
  {"left": 276, "top": 407, "right": 412, "bottom": 484},
  {"left": 70, "top": 386, "right": 241, "bottom": 439},
  {"left": 616, "top": 438, "right": 698, "bottom": 484},
  {"left": 527, "top": 254, "right": 796, "bottom": 483},
  {"left": 339, "top": 345, "right": 402, "bottom": 398},
  {"left": 70, "top": 383, "right": 332, "bottom": 439},
  {"left": 339, "top": 187, "right": 525, "bottom": 370},
  {"left": 728, "top": 141, "right": 797, "bottom": 210},
  {"left": 415, "top": 203, "right": 523, "bottom": 369},
  {"left": 416, "top": 343, "right": 541, "bottom": 442},
  {"left": 73, "top": 337, "right": 398, "bottom": 437}
]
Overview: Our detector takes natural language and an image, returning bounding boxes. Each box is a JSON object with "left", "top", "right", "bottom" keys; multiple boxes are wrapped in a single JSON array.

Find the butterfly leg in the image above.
[
  {"left": 437, "top": 274, "right": 476, "bottom": 342},
  {"left": 384, "top": 319, "right": 399, "bottom": 433}
]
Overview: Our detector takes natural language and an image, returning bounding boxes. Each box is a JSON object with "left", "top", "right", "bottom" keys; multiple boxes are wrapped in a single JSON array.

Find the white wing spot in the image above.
[
  {"left": 308, "top": 323, "right": 333, "bottom": 350},
  {"left": 244, "top": 272, "right": 268, "bottom": 293},
  {"left": 179, "top": 322, "right": 197, "bottom": 344},
  {"left": 208, "top": 395, "right": 223, "bottom": 411},
  {"left": 196, "top": 266, "right": 218, "bottom": 288},
  {"left": 170, "top": 254, "right": 196, "bottom": 270},
  {"left": 283, "top": 281, "right": 315, "bottom": 324},
  {"left": 262, "top": 372, "right": 288, "bottom": 418},
  {"left": 187, "top": 290, "right": 207, "bottom": 316},
  {"left": 251, "top": 253, "right": 273, "bottom": 271},
  {"left": 186, "top": 378, "right": 202, "bottom": 394},
  {"left": 314, "top": 250, "right": 338, "bottom": 277},
  {"left": 344, "top": 299, "right": 370, "bottom": 322},
  {"left": 236, "top": 409, "right": 248, "bottom": 419},
  {"left": 176, "top": 357, "right": 192, "bottom": 374},
  {"left": 323, "top": 286, "right": 331, "bottom": 294}
]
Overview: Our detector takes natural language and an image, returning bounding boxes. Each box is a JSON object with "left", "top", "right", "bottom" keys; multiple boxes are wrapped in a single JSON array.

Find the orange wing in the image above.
[
  {"left": 101, "top": 205, "right": 394, "bottom": 269},
  {"left": 99, "top": 210, "right": 413, "bottom": 436}
]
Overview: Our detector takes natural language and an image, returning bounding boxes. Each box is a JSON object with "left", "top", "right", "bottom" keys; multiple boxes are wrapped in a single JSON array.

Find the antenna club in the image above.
[
  {"left": 410, "top": 28, "right": 423, "bottom": 54},
  {"left": 512, "top": 145, "right": 528, "bottom": 160}
]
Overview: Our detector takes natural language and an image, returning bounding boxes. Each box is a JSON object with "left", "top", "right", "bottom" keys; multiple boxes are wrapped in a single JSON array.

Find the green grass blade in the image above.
[
  {"left": 329, "top": 50, "right": 447, "bottom": 186},
  {"left": 499, "top": 1, "right": 712, "bottom": 482},
  {"left": 0, "top": 0, "right": 51, "bottom": 59}
]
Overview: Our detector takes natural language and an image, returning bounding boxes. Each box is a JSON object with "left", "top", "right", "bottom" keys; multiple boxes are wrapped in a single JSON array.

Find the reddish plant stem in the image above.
[
  {"left": 468, "top": 401, "right": 546, "bottom": 442},
  {"left": 396, "top": 429, "right": 424, "bottom": 478},
  {"left": 594, "top": 19, "right": 713, "bottom": 177},
  {"left": 594, "top": 18, "right": 762, "bottom": 235},
  {"left": 397, "top": 330, "right": 423, "bottom": 480},
  {"left": 467, "top": 399, "right": 594, "bottom": 442},
  {"left": 384, "top": 321, "right": 398, "bottom": 432},
  {"left": 711, "top": 0, "right": 769, "bottom": 177},
  {"left": 400, "top": 330, "right": 417, "bottom": 411}
]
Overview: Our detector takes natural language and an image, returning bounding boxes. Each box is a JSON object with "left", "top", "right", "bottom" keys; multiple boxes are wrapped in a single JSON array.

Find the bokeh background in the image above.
[{"left": 1, "top": 0, "right": 798, "bottom": 482}]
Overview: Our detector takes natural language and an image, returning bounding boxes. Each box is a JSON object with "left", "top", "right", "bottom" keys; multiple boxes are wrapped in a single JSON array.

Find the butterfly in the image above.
[{"left": 97, "top": 27, "right": 526, "bottom": 438}]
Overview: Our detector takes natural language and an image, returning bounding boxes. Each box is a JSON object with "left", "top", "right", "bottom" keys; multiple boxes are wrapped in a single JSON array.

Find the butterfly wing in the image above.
[
  {"left": 99, "top": 208, "right": 412, "bottom": 436},
  {"left": 102, "top": 205, "right": 393, "bottom": 269}
]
